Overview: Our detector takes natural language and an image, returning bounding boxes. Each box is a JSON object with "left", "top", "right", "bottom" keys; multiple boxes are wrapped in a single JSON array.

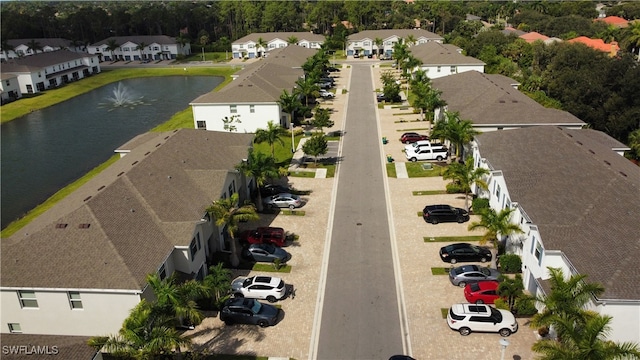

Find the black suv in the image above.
[
  {"left": 219, "top": 298, "right": 281, "bottom": 327},
  {"left": 423, "top": 204, "right": 469, "bottom": 224},
  {"left": 439, "top": 243, "right": 492, "bottom": 264}
]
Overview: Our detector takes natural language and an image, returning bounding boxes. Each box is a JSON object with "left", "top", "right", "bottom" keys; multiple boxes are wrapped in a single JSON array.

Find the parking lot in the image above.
[{"left": 184, "top": 64, "right": 537, "bottom": 360}]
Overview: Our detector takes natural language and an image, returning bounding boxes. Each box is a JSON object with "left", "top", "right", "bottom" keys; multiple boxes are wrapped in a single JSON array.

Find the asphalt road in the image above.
[{"left": 315, "top": 64, "right": 405, "bottom": 359}]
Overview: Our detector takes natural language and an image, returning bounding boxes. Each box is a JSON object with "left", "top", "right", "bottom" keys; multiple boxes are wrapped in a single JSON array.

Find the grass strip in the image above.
[
  {"left": 397, "top": 128, "right": 430, "bottom": 132},
  {"left": 252, "top": 263, "right": 292, "bottom": 273},
  {"left": 280, "top": 210, "right": 305, "bottom": 216},
  {"left": 423, "top": 236, "right": 484, "bottom": 243},
  {"left": 431, "top": 267, "right": 450, "bottom": 275},
  {"left": 289, "top": 171, "right": 316, "bottom": 178},
  {"left": 441, "top": 308, "right": 449, "bottom": 319},
  {"left": 412, "top": 190, "right": 447, "bottom": 196},
  {"left": 406, "top": 163, "right": 445, "bottom": 177},
  {"left": 386, "top": 163, "right": 397, "bottom": 177}
]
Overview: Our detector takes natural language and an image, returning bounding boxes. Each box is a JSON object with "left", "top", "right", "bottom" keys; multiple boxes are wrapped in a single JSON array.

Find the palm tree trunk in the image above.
[
  {"left": 230, "top": 238, "right": 240, "bottom": 267},
  {"left": 490, "top": 240, "right": 499, "bottom": 269}
]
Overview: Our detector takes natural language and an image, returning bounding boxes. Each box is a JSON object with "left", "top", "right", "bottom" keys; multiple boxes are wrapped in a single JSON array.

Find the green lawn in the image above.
[
  {"left": 412, "top": 190, "right": 447, "bottom": 196},
  {"left": 1, "top": 67, "right": 236, "bottom": 123},
  {"left": 431, "top": 267, "right": 450, "bottom": 275},
  {"left": 251, "top": 263, "right": 292, "bottom": 273},
  {"left": 406, "top": 162, "right": 445, "bottom": 177},
  {"left": 423, "top": 235, "right": 484, "bottom": 243}
]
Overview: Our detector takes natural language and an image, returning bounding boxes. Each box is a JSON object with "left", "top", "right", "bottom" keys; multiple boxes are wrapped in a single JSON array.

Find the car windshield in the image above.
[
  {"left": 469, "top": 283, "right": 481, "bottom": 292},
  {"left": 490, "top": 307, "right": 503, "bottom": 322},
  {"left": 251, "top": 299, "right": 262, "bottom": 314},
  {"left": 480, "top": 267, "right": 491, "bottom": 276},
  {"left": 263, "top": 244, "right": 276, "bottom": 253},
  {"left": 242, "top": 278, "right": 253, "bottom": 287}
]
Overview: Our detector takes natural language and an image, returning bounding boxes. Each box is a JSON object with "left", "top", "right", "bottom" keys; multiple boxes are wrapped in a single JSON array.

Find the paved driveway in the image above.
[{"left": 185, "top": 64, "right": 537, "bottom": 360}]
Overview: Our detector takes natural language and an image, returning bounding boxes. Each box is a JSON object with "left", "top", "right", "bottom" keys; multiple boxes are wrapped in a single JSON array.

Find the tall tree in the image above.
[
  {"left": 201, "top": 264, "right": 232, "bottom": 309},
  {"left": 374, "top": 37, "right": 384, "bottom": 56},
  {"left": 311, "top": 107, "right": 334, "bottom": 132},
  {"left": 105, "top": 38, "right": 120, "bottom": 61},
  {"left": 256, "top": 37, "right": 267, "bottom": 57},
  {"left": 206, "top": 193, "right": 259, "bottom": 267},
  {"left": 442, "top": 156, "right": 489, "bottom": 210},
  {"left": 287, "top": 35, "right": 298, "bottom": 45},
  {"left": 26, "top": 39, "right": 42, "bottom": 54},
  {"left": 302, "top": 133, "right": 328, "bottom": 165},
  {"left": 278, "top": 89, "right": 301, "bottom": 128},
  {"left": 254, "top": 120, "right": 287, "bottom": 159},
  {"left": 430, "top": 111, "right": 479, "bottom": 161},
  {"left": 135, "top": 42, "right": 148, "bottom": 60},
  {"left": 235, "top": 149, "right": 280, "bottom": 212},
  {"left": 467, "top": 207, "right": 523, "bottom": 269},
  {"left": 1, "top": 39, "right": 15, "bottom": 59},
  {"left": 146, "top": 273, "right": 206, "bottom": 328}
]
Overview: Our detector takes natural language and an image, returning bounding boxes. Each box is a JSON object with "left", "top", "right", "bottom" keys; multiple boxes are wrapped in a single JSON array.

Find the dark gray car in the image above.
[
  {"left": 219, "top": 298, "right": 281, "bottom": 327},
  {"left": 242, "top": 243, "right": 291, "bottom": 263},
  {"left": 449, "top": 265, "right": 501, "bottom": 287}
]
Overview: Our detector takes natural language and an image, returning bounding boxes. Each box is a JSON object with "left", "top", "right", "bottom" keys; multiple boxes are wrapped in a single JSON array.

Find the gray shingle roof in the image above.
[
  {"left": 191, "top": 45, "right": 314, "bottom": 104},
  {"left": 348, "top": 29, "right": 443, "bottom": 41},
  {"left": 90, "top": 35, "right": 177, "bottom": 47},
  {"left": 476, "top": 126, "right": 640, "bottom": 300},
  {"left": 1, "top": 50, "right": 93, "bottom": 72},
  {"left": 1, "top": 129, "right": 254, "bottom": 290},
  {"left": 7, "top": 38, "right": 73, "bottom": 48},
  {"left": 0, "top": 334, "right": 95, "bottom": 360},
  {"left": 233, "top": 32, "right": 325, "bottom": 44},
  {"left": 431, "top": 71, "right": 584, "bottom": 126},
  {"left": 410, "top": 42, "right": 485, "bottom": 66}
]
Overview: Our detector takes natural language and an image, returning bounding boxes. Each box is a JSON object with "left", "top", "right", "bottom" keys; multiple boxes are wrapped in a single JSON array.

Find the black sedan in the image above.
[
  {"left": 242, "top": 243, "right": 292, "bottom": 263},
  {"left": 260, "top": 184, "right": 294, "bottom": 196},
  {"left": 439, "top": 243, "right": 492, "bottom": 264},
  {"left": 219, "top": 298, "right": 281, "bottom": 327}
]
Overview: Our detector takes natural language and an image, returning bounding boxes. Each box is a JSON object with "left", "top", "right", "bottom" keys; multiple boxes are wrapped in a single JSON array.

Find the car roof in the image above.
[
  {"left": 250, "top": 275, "right": 281, "bottom": 286},
  {"left": 451, "top": 303, "right": 491, "bottom": 315},
  {"left": 454, "top": 264, "right": 481, "bottom": 273},
  {"left": 471, "top": 280, "right": 500, "bottom": 291}
]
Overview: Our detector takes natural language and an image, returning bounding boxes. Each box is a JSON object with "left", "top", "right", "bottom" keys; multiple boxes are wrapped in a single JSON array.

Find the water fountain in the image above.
[{"left": 99, "top": 82, "right": 149, "bottom": 110}]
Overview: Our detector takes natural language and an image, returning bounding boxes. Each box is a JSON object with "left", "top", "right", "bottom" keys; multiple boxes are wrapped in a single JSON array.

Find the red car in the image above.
[
  {"left": 242, "top": 227, "right": 286, "bottom": 247},
  {"left": 463, "top": 281, "right": 502, "bottom": 304},
  {"left": 400, "top": 132, "right": 429, "bottom": 144}
]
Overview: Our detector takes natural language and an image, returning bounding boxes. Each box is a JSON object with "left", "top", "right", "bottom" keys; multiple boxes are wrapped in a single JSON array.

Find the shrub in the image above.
[
  {"left": 471, "top": 197, "right": 489, "bottom": 214},
  {"left": 499, "top": 254, "right": 522, "bottom": 273},
  {"left": 446, "top": 182, "right": 464, "bottom": 194},
  {"left": 494, "top": 298, "right": 510, "bottom": 310},
  {"left": 514, "top": 296, "right": 538, "bottom": 316}
]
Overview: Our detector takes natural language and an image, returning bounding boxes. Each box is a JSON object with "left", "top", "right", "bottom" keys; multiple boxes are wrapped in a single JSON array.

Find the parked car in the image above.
[
  {"left": 219, "top": 298, "right": 281, "bottom": 327},
  {"left": 260, "top": 184, "right": 295, "bottom": 196},
  {"left": 231, "top": 276, "right": 289, "bottom": 302},
  {"left": 464, "top": 281, "right": 501, "bottom": 304},
  {"left": 326, "top": 66, "right": 339, "bottom": 72},
  {"left": 439, "top": 243, "right": 492, "bottom": 264},
  {"left": 367, "top": 53, "right": 373, "bottom": 58},
  {"left": 242, "top": 227, "right": 286, "bottom": 247},
  {"left": 242, "top": 243, "right": 291, "bottom": 263},
  {"left": 405, "top": 147, "right": 449, "bottom": 162},
  {"left": 263, "top": 193, "right": 302, "bottom": 209},
  {"left": 353, "top": 53, "right": 360, "bottom": 58},
  {"left": 400, "top": 132, "right": 429, "bottom": 144},
  {"left": 404, "top": 140, "right": 445, "bottom": 152},
  {"left": 447, "top": 303, "right": 518, "bottom": 337},
  {"left": 319, "top": 89, "right": 335, "bottom": 99},
  {"left": 449, "top": 265, "right": 501, "bottom": 287},
  {"left": 376, "top": 93, "right": 387, "bottom": 102},
  {"left": 317, "top": 82, "right": 333, "bottom": 89},
  {"left": 320, "top": 77, "right": 335, "bottom": 84},
  {"left": 422, "top": 204, "right": 470, "bottom": 224}
]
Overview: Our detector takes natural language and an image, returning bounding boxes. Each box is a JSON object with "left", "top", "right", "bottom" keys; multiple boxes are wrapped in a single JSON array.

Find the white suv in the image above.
[
  {"left": 446, "top": 303, "right": 518, "bottom": 337},
  {"left": 405, "top": 147, "right": 449, "bottom": 162},
  {"left": 231, "top": 276, "right": 288, "bottom": 303}
]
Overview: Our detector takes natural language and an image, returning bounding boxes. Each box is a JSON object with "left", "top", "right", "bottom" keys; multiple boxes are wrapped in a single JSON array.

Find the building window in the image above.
[
  {"left": 8, "top": 323, "right": 22, "bottom": 333},
  {"left": 153, "top": 46, "right": 159, "bottom": 51},
  {"left": 269, "top": 44, "right": 275, "bottom": 49},
  {"left": 530, "top": 236, "right": 536, "bottom": 253},
  {"left": 250, "top": 105, "right": 255, "bottom": 113},
  {"left": 506, "top": 199, "right": 511, "bottom": 209},
  {"left": 190, "top": 238, "right": 198, "bottom": 260},
  {"left": 68, "top": 292, "right": 83, "bottom": 309},
  {"left": 196, "top": 121, "right": 206, "bottom": 129},
  {"left": 18, "top": 291, "right": 38, "bottom": 308},
  {"left": 535, "top": 243, "right": 543, "bottom": 265},
  {"left": 230, "top": 105, "right": 237, "bottom": 113},
  {"left": 196, "top": 232, "right": 201, "bottom": 250},
  {"left": 228, "top": 180, "right": 236, "bottom": 196},
  {"left": 122, "top": 47, "right": 129, "bottom": 51},
  {"left": 159, "top": 264, "right": 167, "bottom": 280},
  {"left": 239, "top": 44, "right": 244, "bottom": 49},
  {"left": 437, "top": 66, "right": 441, "bottom": 72},
  {"left": 496, "top": 184, "right": 501, "bottom": 198}
]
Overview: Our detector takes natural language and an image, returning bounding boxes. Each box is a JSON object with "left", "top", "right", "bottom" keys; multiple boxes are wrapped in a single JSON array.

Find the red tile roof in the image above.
[
  {"left": 519, "top": 32, "right": 550, "bottom": 43},
  {"left": 568, "top": 36, "right": 619, "bottom": 55},
  {"left": 596, "top": 16, "right": 629, "bottom": 28}
]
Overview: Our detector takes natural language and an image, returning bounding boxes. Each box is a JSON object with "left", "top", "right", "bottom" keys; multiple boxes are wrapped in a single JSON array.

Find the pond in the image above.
[{"left": 1, "top": 76, "right": 223, "bottom": 228}]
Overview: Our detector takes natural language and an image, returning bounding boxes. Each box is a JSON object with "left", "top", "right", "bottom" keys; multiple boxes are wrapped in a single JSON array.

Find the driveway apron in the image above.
[{"left": 315, "top": 64, "right": 405, "bottom": 359}]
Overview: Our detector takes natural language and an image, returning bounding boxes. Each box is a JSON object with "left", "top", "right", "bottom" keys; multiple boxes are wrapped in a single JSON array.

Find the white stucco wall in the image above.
[
  {"left": 598, "top": 302, "right": 640, "bottom": 343},
  {"left": 192, "top": 103, "right": 282, "bottom": 133},
  {"left": 419, "top": 64, "right": 485, "bottom": 79},
  {"left": 1, "top": 289, "right": 141, "bottom": 336}
]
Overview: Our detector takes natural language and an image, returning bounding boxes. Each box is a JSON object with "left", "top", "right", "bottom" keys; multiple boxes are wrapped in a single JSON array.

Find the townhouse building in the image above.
[
  {"left": 408, "top": 42, "right": 485, "bottom": 79},
  {"left": 88, "top": 35, "right": 190, "bottom": 62},
  {"left": 1, "top": 129, "right": 254, "bottom": 336},
  {"left": 0, "top": 38, "right": 80, "bottom": 62},
  {"left": 1, "top": 73, "right": 22, "bottom": 104},
  {"left": 0, "top": 50, "right": 101, "bottom": 95},
  {"left": 231, "top": 32, "right": 325, "bottom": 59},
  {"left": 191, "top": 45, "right": 316, "bottom": 133},
  {"left": 471, "top": 126, "right": 640, "bottom": 343},
  {"left": 346, "top": 29, "right": 443, "bottom": 58}
]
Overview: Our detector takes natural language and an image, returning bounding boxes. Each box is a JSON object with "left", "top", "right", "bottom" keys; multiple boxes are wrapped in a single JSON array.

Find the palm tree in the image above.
[
  {"left": 532, "top": 313, "right": 640, "bottom": 360},
  {"left": 530, "top": 267, "right": 605, "bottom": 335},
  {"left": 467, "top": 207, "right": 523, "bottom": 269},
  {"left": 175, "top": 34, "right": 190, "bottom": 56},
  {"left": 287, "top": 36, "right": 298, "bottom": 45},
  {"left": 256, "top": 37, "right": 267, "bottom": 57},
  {"left": 254, "top": 120, "right": 287, "bottom": 159},
  {"left": 88, "top": 300, "right": 191, "bottom": 358},
  {"left": 374, "top": 37, "right": 384, "bottom": 56},
  {"left": 295, "top": 76, "right": 320, "bottom": 106},
  {"left": 627, "top": 128, "right": 640, "bottom": 160},
  {"left": 26, "top": 39, "right": 43, "bottom": 55},
  {"left": 405, "top": 34, "right": 417, "bottom": 47},
  {"left": 201, "top": 264, "right": 232, "bottom": 309},
  {"left": 105, "top": 39, "right": 120, "bottom": 61},
  {"left": 424, "top": 88, "right": 446, "bottom": 126},
  {"left": 430, "top": 111, "right": 479, "bottom": 161},
  {"left": 235, "top": 149, "right": 280, "bottom": 211},
  {"left": 206, "top": 193, "right": 259, "bottom": 267},
  {"left": 146, "top": 273, "right": 205, "bottom": 328},
  {"left": 278, "top": 89, "right": 301, "bottom": 128},
  {"left": 442, "top": 156, "right": 489, "bottom": 210},
  {"left": 497, "top": 274, "right": 525, "bottom": 311},
  {"left": 1, "top": 39, "right": 14, "bottom": 60},
  {"left": 136, "top": 42, "right": 148, "bottom": 61}
]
